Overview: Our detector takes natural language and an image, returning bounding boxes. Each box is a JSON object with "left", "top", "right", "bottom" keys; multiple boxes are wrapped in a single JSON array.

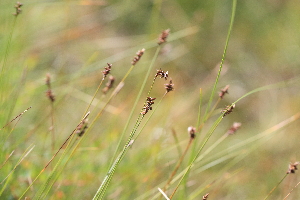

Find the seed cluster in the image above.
[
  {"left": 219, "top": 85, "right": 230, "bottom": 99},
  {"left": 102, "top": 75, "right": 115, "bottom": 94},
  {"left": 227, "top": 122, "right": 241, "bottom": 135},
  {"left": 164, "top": 79, "right": 174, "bottom": 93},
  {"left": 46, "top": 73, "right": 55, "bottom": 102},
  {"left": 287, "top": 162, "right": 299, "bottom": 174},
  {"left": 188, "top": 126, "right": 196, "bottom": 139},
  {"left": 222, "top": 104, "right": 235, "bottom": 117},
  {"left": 76, "top": 119, "right": 89, "bottom": 137},
  {"left": 102, "top": 63, "right": 112, "bottom": 78},
  {"left": 141, "top": 97, "right": 156, "bottom": 115},
  {"left": 13, "top": 2, "right": 23, "bottom": 16},
  {"left": 158, "top": 29, "right": 170, "bottom": 45},
  {"left": 155, "top": 69, "right": 169, "bottom": 80},
  {"left": 131, "top": 49, "right": 145, "bottom": 65}
]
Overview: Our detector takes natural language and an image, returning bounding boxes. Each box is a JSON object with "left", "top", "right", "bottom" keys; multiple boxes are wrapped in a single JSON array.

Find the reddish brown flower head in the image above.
[
  {"left": 222, "top": 104, "right": 235, "bottom": 118},
  {"left": 158, "top": 29, "right": 170, "bottom": 45},
  {"left": 188, "top": 126, "right": 196, "bottom": 139},
  {"left": 45, "top": 73, "right": 55, "bottom": 102},
  {"left": 13, "top": 2, "right": 23, "bottom": 16},
  {"left": 227, "top": 122, "right": 241, "bottom": 135},
  {"left": 46, "top": 90, "right": 55, "bottom": 102},
  {"left": 102, "top": 75, "right": 115, "bottom": 94},
  {"left": 131, "top": 48, "right": 145, "bottom": 65},
  {"left": 102, "top": 63, "right": 112, "bottom": 78},
  {"left": 165, "top": 79, "right": 174, "bottom": 93},
  {"left": 219, "top": 85, "right": 230, "bottom": 99},
  {"left": 287, "top": 162, "right": 299, "bottom": 174},
  {"left": 155, "top": 69, "right": 168, "bottom": 80},
  {"left": 141, "top": 97, "right": 156, "bottom": 115},
  {"left": 76, "top": 119, "right": 89, "bottom": 137}
]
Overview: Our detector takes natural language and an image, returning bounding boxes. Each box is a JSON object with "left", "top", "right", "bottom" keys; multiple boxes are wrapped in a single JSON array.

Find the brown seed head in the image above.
[
  {"left": 219, "top": 85, "right": 230, "bottom": 99},
  {"left": 76, "top": 118, "right": 89, "bottom": 137},
  {"left": 155, "top": 69, "right": 168, "bottom": 80},
  {"left": 141, "top": 97, "right": 156, "bottom": 115},
  {"left": 222, "top": 104, "right": 235, "bottom": 118},
  {"left": 188, "top": 126, "right": 196, "bottom": 139},
  {"left": 46, "top": 90, "right": 55, "bottom": 102},
  {"left": 158, "top": 29, "right": 170, "bottom": 45},
  {"left": 102, "top": 75, "right": 115, "bottom": 94},
  {"left": 227, "top": 122, "right": 241, "bottom": 135},
  {"left": 287, "top": 162, "right": 299, "bottom": 174},
  {"left": 102, "top": 63, "right": 112, "bottom": 78},
  {"left": 164, "top": 79, "right": 174, "bottom": 93},
  {"left": 13, "top": 2, "right": 23, "bottom": 16},
  {"left": 45, "top": 73, "right": 55, "bottom": 102},
  {"left": 131, "top": 48, "right": 145, "bottom": 65}
]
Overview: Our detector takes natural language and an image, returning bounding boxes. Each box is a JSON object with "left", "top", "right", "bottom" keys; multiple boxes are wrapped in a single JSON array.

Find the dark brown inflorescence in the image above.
[
  {"left": 131, "top": 48, "right": 145, "bottom": 65},
  {"left": 155, "top": 69, "right": 168, "bottom": 80},
  {"left": 219, "top": 85, "right": 230, "bottom": 99},
  {"left": 102, "top": 75, "right": 115, "bottom": 94},
  {"left": 102, "top": 63, "right": 112, "bottom": 78},
  {"left": 158, "top": 29, "right": 170, "bottom": 45},
  {"left": 287, "top": 162, "right": 299, "bottom": 174},
  {"left": 227, "top": 122, "right": 241, "bottom": 135},
  {"left": 188, "top": 126, "right": 196, "bottom": 139},
  {"left": 76, "top": 118, "right": 89, "bottom": 137},
  {"left": 222, "top": 104, "right": 235, "bottom": 118},
  {"left": 141, "top": 97, "right": 156, "bottom": 115},
  {"left": 164, "top": 79, "right": 174, "bottom": 93},
  {"left": 46, "top": 73, "right": 55, "bottom": 102},
  {"left": 13, "top": 2, "right": 23, "bottom": 16}
]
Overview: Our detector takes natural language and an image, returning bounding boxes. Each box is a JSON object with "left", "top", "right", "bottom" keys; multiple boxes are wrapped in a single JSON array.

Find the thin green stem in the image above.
[
  {"left": 203, "top": 0, "right": 237, "bottom": 119},
  {"left": 169, "top": 115, "right": 223, "bottom": 199},
  {"left": 263, "top": 174, "right": 288, "bottom": 200}
]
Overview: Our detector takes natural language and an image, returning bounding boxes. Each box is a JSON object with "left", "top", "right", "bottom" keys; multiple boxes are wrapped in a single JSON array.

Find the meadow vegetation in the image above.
[{"left": 1, "top": 0, "right": 300, "bottom": 199}]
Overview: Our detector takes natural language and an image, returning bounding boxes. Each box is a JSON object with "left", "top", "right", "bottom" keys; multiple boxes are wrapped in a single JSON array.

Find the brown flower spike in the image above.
[
  {"left": 13, "top": 2, "right": 23, "bottom": 16},
  {"left": 188, "top": 126, "right": 196, "bottom": 139},
  {"left": 227, "top": 122, "right": 241, "bottom": 135},
  {"left": 164, "top": 79, "right": 174, "bottom": 93},
  {"left": 131, "top": 49, "right": 145, "bottom": 65},
  {"left": 141, "top": 97, "right": 156, "bottom": 115},
  {"left": 76, "top": 118, "right": 89, "bottom": 137},
  {"left": 158, "top": 29, "right": 170, "bottom": 45},
  {"left": 222, "top": 104, "right": 235, "bottom": 118},
  {"left": 287, "top": 162, "right": 299, "bottom": 174},
  {"left": 102, "top": 75, "right": 115, "bottom": 94},
  {"left": 46, "top": 73, "right": 55, "bottom": 102},
  {"left": 102, "top": 63, "right": 112, "bottom": 78},
  {"left": 155, "top": 69, "right": 168, "bottom": 80},
  {"left": 219, "top": 85, "right": 230, "bottom": 99}
]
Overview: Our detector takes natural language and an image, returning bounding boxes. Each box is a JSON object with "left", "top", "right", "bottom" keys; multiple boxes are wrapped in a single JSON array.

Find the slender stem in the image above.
[
  {"left": 263, "top": 174, "right": 288, "bottom": 200},
  {"left": 203, "top": 0, "right": 237, "bottom": 119},
  {"left": 163, "top": 137, "right": 194, "bottom": 193}
]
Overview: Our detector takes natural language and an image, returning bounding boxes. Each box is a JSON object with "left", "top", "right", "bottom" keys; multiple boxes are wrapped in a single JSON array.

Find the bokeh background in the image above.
[{"left": 1, "top": 0, "right": 300, "bottom": 199}]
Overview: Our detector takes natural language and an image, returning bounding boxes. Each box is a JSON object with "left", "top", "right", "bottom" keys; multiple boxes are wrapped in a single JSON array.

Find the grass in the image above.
[{"left": 1, "top": 0, "right": 300, "bottom": 199}]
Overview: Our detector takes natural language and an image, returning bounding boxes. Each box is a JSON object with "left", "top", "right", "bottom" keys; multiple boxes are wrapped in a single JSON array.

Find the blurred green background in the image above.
[{"left": 1, "top": 0, "right": 300, "bottom": 199}]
